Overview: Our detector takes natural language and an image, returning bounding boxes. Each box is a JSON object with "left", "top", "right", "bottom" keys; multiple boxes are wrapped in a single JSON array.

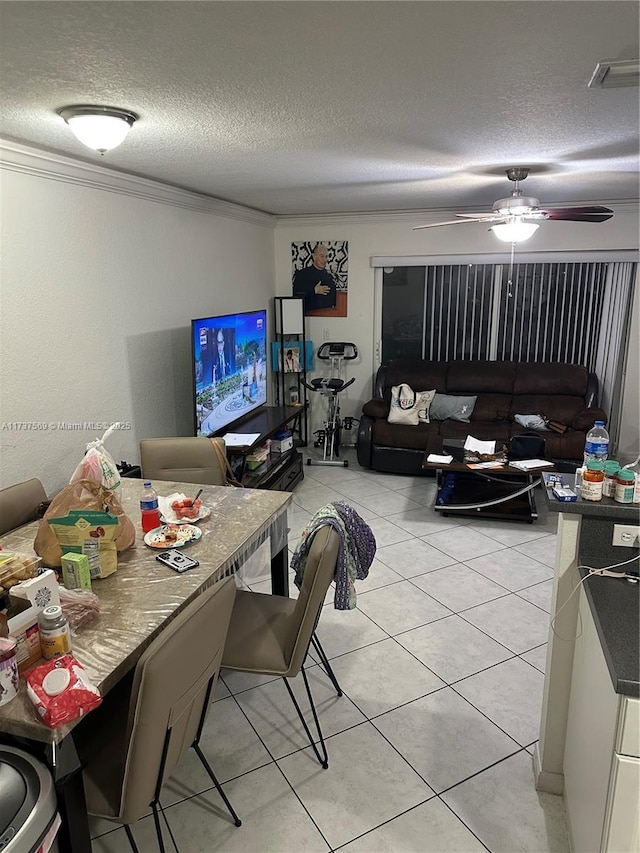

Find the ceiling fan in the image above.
[{"left": 413, "top": 168, "right": 614, "bottom": 242}]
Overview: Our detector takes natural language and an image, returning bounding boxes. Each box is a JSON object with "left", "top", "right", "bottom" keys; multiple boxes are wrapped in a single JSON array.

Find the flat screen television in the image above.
[{"left": 192, "top": 309, "right": 268, "bottom": 436}]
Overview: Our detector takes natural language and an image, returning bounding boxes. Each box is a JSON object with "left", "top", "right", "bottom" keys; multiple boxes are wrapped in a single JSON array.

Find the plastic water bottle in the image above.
[
  {"left": 140, "top": 481, "right": 161, "bottom": 533},
  {"left": 583, "top": 421, "right": 609, "bottom": 466}
]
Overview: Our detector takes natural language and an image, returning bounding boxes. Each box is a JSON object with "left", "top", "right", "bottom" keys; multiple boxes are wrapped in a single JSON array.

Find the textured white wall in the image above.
[
  {"left": 0, "top": 167, "right": 275, "bottom": 495},
  {"left": 274, "top": 212, "right": 639, "bottom": 447}
]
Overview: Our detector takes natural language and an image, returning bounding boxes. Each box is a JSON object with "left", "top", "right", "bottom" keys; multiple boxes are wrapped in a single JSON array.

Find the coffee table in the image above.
[{"left": 423, "top": 440, "right": 556, "bottom": 523}]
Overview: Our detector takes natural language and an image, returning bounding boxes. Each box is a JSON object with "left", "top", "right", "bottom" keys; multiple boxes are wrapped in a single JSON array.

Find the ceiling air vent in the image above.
[{"left": 588, "top": 59, "right": 639, "bottom": 89}]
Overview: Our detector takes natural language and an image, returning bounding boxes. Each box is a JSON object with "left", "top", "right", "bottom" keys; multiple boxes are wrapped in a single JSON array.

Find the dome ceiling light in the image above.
[{"left": 58, "top": 105, "right": 138, "bottom": 154}]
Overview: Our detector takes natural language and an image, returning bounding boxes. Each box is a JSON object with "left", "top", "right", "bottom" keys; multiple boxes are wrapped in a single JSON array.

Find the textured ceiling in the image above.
[{"left": 0, "top": 1, "right": 638, "bottom": 216}]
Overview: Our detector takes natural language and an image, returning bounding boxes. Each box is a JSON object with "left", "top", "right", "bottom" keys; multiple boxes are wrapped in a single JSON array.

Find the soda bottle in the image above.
[
  {"left": 583, "top": 421, "right": 609, "bottom": 466},
  {"left": 140, "top": 481, "right": 161, "bottom": 532}
]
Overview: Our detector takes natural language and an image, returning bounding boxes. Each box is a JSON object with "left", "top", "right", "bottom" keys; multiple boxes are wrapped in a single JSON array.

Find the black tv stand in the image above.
[{"left": 217, "top": 405, "right": 305, "bottom": 491}]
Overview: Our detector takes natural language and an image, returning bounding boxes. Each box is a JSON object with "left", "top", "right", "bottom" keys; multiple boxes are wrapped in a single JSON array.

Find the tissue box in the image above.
[{"left": 271, "top": 430, "right": 293, "bottom": 453}]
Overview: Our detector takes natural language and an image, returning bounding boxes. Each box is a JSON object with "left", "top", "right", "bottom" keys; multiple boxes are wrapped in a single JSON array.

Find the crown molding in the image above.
[
  {"left": 275, "top": 200, "right": 639, "bottom": 228},
  {"left": 0, "top": 139, "right": 275, "bottom": 227}
]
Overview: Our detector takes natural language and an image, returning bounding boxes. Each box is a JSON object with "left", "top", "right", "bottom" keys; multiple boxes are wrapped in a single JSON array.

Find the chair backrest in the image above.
[
  {"left": 0, "top": 478, "right": 47, "bottom": 535},
  {"left": 284, "top": 525, "right": 340, "bottom": 676},
  {"left": 140, "top": 437, "right": 227, "bottom": 485},
  {"left": 118, "top": 575, "right": 236, "bottom": 823}
]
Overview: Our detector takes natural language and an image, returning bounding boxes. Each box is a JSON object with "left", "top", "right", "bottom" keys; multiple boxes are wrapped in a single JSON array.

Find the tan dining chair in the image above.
[
  {"left": 222, "top": 525, "right": 342, "bottom": 769},
  {"left": 0, "top": 478, "right": 47, "bottom": 535},
  {"left": 139, "top": 437, "right": 227, "bottom": 486},
  {"left": 77, "top": 575, "right": 240, "bottom": 853}
]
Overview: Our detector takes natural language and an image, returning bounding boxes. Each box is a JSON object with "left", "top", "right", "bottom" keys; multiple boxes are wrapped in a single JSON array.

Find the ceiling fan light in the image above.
[
  {"left": 58, "top": 106, "right": 138, "bottom": 153},
  {"left": 491, "top": 221, "right": 540, "bottom": 243}
]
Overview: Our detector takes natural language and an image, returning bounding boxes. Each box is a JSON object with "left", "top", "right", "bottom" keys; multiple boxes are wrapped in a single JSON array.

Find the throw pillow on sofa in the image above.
[
  {"left": 430, "top": 393, "right": 477, "bottom": 423},
  {"left": 416, "top": 389, "right": 437, "bottom": 423}
]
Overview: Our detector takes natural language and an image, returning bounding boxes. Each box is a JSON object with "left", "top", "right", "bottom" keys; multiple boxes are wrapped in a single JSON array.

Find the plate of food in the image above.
[
  {"left": 161, "top": 499, "right": 211, "bottom": 524},
  {"left": 143, "top": 524, "right": 202, "bottom": 549}
]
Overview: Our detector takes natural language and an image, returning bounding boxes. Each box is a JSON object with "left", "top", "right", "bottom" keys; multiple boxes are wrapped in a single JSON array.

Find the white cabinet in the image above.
[{"left": 564, "top": 586, "right": 640, "bottom": 853}]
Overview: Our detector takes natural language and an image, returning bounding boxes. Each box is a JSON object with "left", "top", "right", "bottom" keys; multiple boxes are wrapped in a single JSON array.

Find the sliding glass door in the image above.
[{"left": 374, "top": 253, "right": 636, "bottom": 449}]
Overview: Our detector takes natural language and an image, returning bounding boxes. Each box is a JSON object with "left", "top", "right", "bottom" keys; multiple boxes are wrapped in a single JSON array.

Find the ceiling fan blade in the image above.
[
  {"left": 412, "top": 218, "right": 494, "bottom": 231},
  {"left": 455, "top": 212, "right": 501, "bottom": 220},
  {"left": 540, "top": 206, "right": 614, "bottom": 223}
]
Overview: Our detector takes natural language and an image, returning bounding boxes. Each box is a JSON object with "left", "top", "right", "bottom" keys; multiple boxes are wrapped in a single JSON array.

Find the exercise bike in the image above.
[{"left": 301, "top": 342, "right": 358, "bottom": 468}]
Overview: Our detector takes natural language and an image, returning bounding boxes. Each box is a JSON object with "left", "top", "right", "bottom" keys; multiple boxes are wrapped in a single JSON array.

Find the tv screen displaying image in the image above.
[{"left": 192, "top": 309, "right": 267, "bottom": 436}]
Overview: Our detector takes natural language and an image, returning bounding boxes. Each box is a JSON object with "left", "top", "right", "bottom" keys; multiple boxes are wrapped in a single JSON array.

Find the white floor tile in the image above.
[
  {"left": 354, "top": 489, "right": 423, "bottom": 515},
  {"left": 461, "top": 594, "right": 551, "bottom": 654},
  {"left": 355, "top": 557, "right": 404, "bottom": 593},
  {"left": 278, "top": 721, "right": 434, "bottom": 849},
  {"left": 464, "top": 547, "right": 554, "bottom": 592},
  {"left": 453, "top": 657, "right": 545, "bottom": 746},
  {"left": 521, "top": 643, "right": 548, "bottom": 674},
  {"left": 161, "top": 695, "right": 272, "bottom": 805},
  {"left": 442, "top": 751, "right": 570, "bottom": 852},
  {"left": 374, "top": 687, "right": 520, "bottom": 793},
  {"left": 517, "top": 578, "right": 554, "bottom": 612},
  {"left": 409, "top": 562, "right": 510, "bottom": 611},
  {"left": 396, "top": 614, "right": 512, "bottom": 683},
  {"left": 422, "top": 527, "right": 507, "bottom": 562},
  {"left": 366, "top": 516, "right": 416, "bottom": 547},
  {"left": 375, "top": 538, "right": 457, "bottom": 577},
  {"left": 356, "top": 579, "right": 452, "bottom": 635},
  {"left": 468, "top": 518, "right": 552, "bottom": 547},
  {"left": 234, "top": 665, "right": 366, "bottom": 759},
  {"left": 315, "top": 604, "right": 388, "bottom": 659},
  {"left": 338, "top": 797, "right": 487, "bottom": 853},
  {"left": 327, "top": 637, "right": 445, "bottom": 718},
  {"left": 513, "top": 534, "right": 558, "bottom": 568},
  {"left": 386, "top": 508, "right": 469, "bottom": 538}
]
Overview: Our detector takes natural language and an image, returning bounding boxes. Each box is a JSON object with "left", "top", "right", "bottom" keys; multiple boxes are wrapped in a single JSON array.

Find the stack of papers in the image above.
[
  {"left": 464, "top": 436, "right": 496, "bottom": 455},
  {"left": 509, "top": 459, "right": 552, "bottom": 471},
  {"left": 222, "top": 432, "right": 261, "bottom": 447},
  {"left": 427, "top": 453, "right": 454, "bottom": 464}
]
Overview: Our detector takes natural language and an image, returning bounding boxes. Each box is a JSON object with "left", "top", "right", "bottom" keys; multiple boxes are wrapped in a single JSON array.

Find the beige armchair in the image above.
[
  {"left": 77, "top": 575, "right": 240, "bottom": 852},
  {"left": 222, "top": 525, "right": 342, "bottom": 769},
  {"left": 0, "top": 478, "right": 47, "bottom": 535},
  {"left": 139, "top": 437, "right": 227, "bottom": 486}
]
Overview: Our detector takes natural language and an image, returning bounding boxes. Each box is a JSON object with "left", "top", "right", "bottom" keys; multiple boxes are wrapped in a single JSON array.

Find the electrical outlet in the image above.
[
  {"left": 612, "top": 524, "right": 640, "bottom": 548},
  {"left": 323, "top": 327, "right": 330, "bottom": 340}
]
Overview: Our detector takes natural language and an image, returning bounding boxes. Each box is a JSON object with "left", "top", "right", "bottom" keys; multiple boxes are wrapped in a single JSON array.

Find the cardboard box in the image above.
[
  {"left": 6, "top": 598, "right": 41, "bottom": 672},
  {"left": 271, "top": 432, "right": 293, "bottom": 453},
  {"left": 61, "top": 552, "right": 92, "bottom": 591},
  {"left": 6, "top": 570, "right": 61, "bottom": 672}
]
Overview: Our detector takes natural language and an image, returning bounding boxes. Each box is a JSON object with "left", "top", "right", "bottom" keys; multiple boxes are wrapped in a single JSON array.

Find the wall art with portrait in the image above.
[{"left": 291, "top": 241, "right": 348, "bottom": 317}]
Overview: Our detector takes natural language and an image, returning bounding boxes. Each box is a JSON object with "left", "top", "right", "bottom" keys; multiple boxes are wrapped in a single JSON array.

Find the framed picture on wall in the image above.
[{"left": 291, "top": 240, "right": 348, "bottom": 317}]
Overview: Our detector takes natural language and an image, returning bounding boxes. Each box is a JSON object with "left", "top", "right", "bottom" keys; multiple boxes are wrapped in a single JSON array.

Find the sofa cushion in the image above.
[
  {"left": 508, "top": 394, "right": 584, "bottom": 424},
  {"left": 430, "top": 393, "right": 477, "bottom": 422},
  {"left": 447, "top": 360, "right": 517, "bottom": 394},
  {"left": 372, "top": 419, "right": 438, "bottom": 451},
  {"left": 572, "top": 406, "right": 608, "bottom": 431},
  {"left": 363, "top": 398, "right": 389, "bottom": 419},
  {"left": 470, "top": 394, "right": 512, "bottom": 422},
  {"left": 514, "top": 363, "right": 589, "bottom": 396},
  {"left": 382, "top": 360, "right": 448, "bottom": 396}
]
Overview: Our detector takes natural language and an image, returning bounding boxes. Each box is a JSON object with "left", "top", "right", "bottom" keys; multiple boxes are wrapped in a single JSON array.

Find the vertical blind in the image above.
[{"left": 380, "top": 259, "right": 636, "bottom": 448}]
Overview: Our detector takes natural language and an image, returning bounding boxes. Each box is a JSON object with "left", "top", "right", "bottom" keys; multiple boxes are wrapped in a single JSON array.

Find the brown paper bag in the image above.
[{"left": 34, "top": 479, "right": 135, "bottom": 568}]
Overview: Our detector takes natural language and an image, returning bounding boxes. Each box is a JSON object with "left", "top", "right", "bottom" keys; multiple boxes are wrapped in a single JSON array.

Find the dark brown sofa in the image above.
[{"left": 356, "top": 360, "right": 607, "bottom": 475}]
